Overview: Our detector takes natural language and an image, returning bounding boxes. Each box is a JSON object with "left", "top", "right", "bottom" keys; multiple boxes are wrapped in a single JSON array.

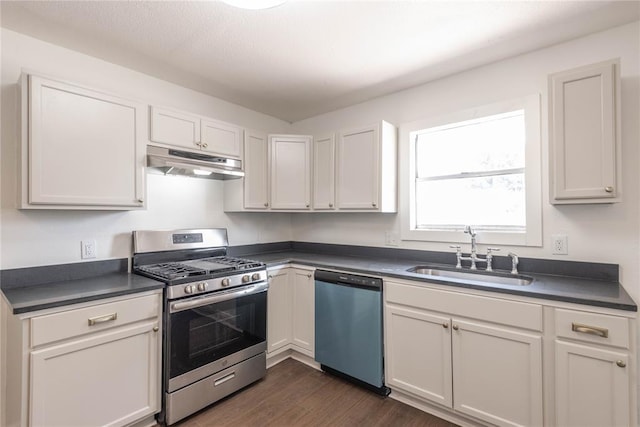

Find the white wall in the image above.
[
  {"left": 0, "top": 29, "right": 294, "bottom": 269},
  {"left": 290, "top": 21, "right": 640, "bottom": 299}
]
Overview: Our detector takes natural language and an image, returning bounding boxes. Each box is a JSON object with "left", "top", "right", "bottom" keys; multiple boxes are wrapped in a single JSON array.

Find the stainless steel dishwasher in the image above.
[{"left": 314, "top": 269, "right": 390, "bottom": 396}]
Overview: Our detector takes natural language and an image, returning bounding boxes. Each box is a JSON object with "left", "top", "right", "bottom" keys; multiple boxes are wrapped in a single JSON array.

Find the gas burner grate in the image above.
[
  {"left": 208, "top": 256, "right": 265, "bottom": 270},
  {"left": 137, "top": 263, "right": 207, "bottom": 280}
]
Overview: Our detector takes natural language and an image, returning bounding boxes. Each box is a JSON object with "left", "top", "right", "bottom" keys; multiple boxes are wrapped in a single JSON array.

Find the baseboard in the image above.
[
  {"left": 388, "top": 389, "right": 483, "bottom": 427},
  {"left": 266, "top": 347, "right": 320, "bottom": 371}
]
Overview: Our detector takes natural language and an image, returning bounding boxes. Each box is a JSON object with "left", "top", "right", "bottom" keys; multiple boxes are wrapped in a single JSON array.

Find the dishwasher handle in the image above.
[{"left": 314, "top": 270, "right": 382, "bottom": 291}]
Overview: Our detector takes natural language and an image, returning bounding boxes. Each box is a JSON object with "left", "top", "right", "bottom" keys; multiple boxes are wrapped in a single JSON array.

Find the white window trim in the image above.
[{"left": 399, "top": 95, "right": 542, "bottom": 247}]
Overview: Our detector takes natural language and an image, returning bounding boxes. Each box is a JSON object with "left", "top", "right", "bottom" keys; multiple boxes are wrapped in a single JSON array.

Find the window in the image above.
[{"left": 400, "top": 96, "right": 542, "bottom": 246}]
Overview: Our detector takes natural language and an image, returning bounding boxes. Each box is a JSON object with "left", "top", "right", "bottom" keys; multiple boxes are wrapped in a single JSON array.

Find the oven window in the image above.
[{"left": 169, "top": 289, "right": 267, "bottom": 379}]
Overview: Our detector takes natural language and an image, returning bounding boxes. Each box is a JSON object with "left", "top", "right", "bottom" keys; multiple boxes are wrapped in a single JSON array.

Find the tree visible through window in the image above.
[{"left": 414, "top": 110, "right": 526, "bottom": 232}]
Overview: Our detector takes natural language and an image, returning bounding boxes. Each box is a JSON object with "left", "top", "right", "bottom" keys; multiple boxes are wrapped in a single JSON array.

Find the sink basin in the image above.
[{"left": 407, "top": 266, "right": 533, "bottom": 286}]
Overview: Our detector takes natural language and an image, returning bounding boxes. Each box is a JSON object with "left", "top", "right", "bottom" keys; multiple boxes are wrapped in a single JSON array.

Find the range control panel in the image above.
[{"left": 314, "top": 270, "right": 382, "bottom": 290}]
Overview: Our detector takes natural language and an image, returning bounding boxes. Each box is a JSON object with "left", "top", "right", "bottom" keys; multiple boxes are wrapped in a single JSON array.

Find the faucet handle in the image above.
[{"left": 450, "top": 245, "right": 462, "bottom": 269}]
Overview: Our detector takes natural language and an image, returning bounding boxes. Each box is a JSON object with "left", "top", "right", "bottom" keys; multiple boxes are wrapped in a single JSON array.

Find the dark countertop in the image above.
[
  {"left": 245, "top": 251, "right": 637, "bottom": 312},
  {"left": 1, "top": 259, "right": 164, "bottom": 315}
]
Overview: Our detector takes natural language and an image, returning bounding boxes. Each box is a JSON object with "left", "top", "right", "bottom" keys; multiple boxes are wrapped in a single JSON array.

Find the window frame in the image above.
[{"left": 399, "top": 95, "right": 542, "bottom": 247}]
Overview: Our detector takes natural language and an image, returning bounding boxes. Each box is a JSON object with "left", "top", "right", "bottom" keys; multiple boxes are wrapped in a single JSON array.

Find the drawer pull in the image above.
[
  {"left": 214, "top": 372, "right": 236, "bottom": 387},
  {"left": 88, "top": 313, "right": 118, "bottom": 326},
  {"left": 571, "top": 322, "right": 608, "bottom": 338},
  {"left": 616, "top": 360, "right": 626, "bottom": 368}
]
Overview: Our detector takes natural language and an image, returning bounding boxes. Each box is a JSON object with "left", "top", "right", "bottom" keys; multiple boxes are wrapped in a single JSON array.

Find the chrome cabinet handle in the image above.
[
  {"left": 264, "top": 202, "right": 269, "bottom": 207},
  {"left": 571, "top": 322, "right": 609, "bottom": 338},
  {"left": 202, "top": 143, "right": 208, "bottom": 148},
  {"left": 442, "top": 323, "right": 449, "bottom": 329},
  {"left": 137, "top": 198, "right": 144, "bottom": 203},
  {"left": 452, "top": 324, "right": 459, "bottom": 331},
  {"left": 616, "top": 360, "right": 626, "bottom": 368},
  {"left": 372, "top": 202, "right": 377, "bottom": 207},
  {"left": 88, "top": 313, "right": 117, "bottom": 326},
  {"left": 605, "top": 186, "right": 614, "bottom": 193},
  {"left": 329, "top": 203, "right": 333, "bottom": 208},
  {"left": 153, "top": 326, "right": 159, "bottom": 332},
  {"left": 307, "top": 274, "right": 312, "bottom": 278},
  {"left": 306, "top": 204, "right": 310, "bottom": 208}
]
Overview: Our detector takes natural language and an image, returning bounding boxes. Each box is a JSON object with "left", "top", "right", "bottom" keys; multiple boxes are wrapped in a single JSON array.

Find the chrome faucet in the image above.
[
  {"left": 451, "top": 226, "right": 500, "bottom": 271},
  {"left": 464, "top": 225, "right": 477, "bottom": 260},
  {"left": 508, "top": 252, "right": 519, "bottom": 275}
]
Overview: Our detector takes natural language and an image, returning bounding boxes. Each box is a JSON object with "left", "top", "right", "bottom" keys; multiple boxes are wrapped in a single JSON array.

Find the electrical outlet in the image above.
[
  {"left": 551, "top": 234, "right": 568, "bottom": 255},
  {"left": 81, "top": 240, "right": 97, "bottom": 259}
]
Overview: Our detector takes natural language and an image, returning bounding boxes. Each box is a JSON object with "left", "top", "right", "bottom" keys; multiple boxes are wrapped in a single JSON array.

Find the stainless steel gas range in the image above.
[{"left": 132, "top": 228, "right": 268, "bottom": 426}]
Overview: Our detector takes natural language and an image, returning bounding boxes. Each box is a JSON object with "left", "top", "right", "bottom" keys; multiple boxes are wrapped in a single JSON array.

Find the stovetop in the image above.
[{"left": 135, "top": 256, "right": 265, "bottom": 282}]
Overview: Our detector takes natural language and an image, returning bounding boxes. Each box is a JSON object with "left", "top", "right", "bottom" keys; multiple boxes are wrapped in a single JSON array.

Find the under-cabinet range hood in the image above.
[{"left": 146, "top": 145, "right": 244, "bottom": 180}]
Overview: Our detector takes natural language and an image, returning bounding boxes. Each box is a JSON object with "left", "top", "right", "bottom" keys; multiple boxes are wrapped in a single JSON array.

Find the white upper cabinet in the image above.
[
  {"left": 21, "top": 74, "right": 146, "bottom": 210},
  {"left": 269, "top": 134, "right": 312, "bottom": 210},
  {"left": 313, "top": 134, "right": 336, "bottom": 210},
  {"left": 337, "top": 121, "right": 397, "bottom": 212},
  {"left": 549, "top": 59, "right": 621, "bottom": 204},
  {"left": 150, "top": 106, "right": 243, "bottom": 159},
  {"left": 201, "top": 118, "right": 243, "bottom": 158},
  {"left": 149, "top": 107, "right": 200, "bottom": 150},
  {"left": 244, "top": 130, "right": 270, "bottom": 209}
]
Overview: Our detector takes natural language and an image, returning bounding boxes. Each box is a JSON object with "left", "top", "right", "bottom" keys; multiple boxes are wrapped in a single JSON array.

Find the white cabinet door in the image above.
[
  {"left": 291, "top": 268, "right": 314, "bottom": 355},
  {"left": 25, "top": 75, "right": 145, "bottom": 209},
  {"left": 244, "top": 130, "right": 269, "bottom": 209},
  {"left": 549, "top": 59, "right": 620, "bottom": 204},
  {"left": 337, "top": 124, "right": 380, "bottom": 210},
  {"left": 385, "top": 305, "right": 452, "bottom": 407},
  {"left": 267, "top": 268, "right": 292, "bottom": 354},
  {"left": 336, "top": 121, "right": 397, "bottom": 212},
  {"left": 313, "top": 134, "right": 336, "bottom": 210},
  {"left": 269, "top": 135, "right": 312, "bottom": 210},
  {"left": 555, "top": 340, "right": 630, "bottom": 427},
  {"left": 201, "top": 118, "right": 243, "bottom": 159},
  {"left": 30, "top": 321, "right": 160, "bottom": 427},
  {"left": 451, "top": 319, "right": 543, "bottom": 427},
  {"left": 150, "top": 106, "right": 201, "bottom": 151}
]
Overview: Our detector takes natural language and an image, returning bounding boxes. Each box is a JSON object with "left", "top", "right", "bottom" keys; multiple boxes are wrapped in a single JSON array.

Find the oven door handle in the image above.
[{"left": 170, "top": 281, "right": 268, "bottom": 313}]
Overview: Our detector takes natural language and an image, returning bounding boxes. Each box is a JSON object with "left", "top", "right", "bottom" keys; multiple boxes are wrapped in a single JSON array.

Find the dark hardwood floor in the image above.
[{"left": 176, "top": 358, "right": 458, "bottom": 426}]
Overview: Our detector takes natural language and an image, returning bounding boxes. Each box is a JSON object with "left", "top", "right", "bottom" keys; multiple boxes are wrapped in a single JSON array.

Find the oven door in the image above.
[{"left": 166, "top": 281, "right": 268, "bottom": 393}]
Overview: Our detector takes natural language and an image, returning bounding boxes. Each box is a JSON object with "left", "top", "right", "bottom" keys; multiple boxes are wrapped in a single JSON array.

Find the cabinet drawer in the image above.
[
  {"left": 555, "top": 308, "right": 629, "bottom": 349},
  {"left": 385, "top": 281, "right": 542, "bottom": 331},
  {"left": 30, "top": 293, "right": 160, "bottom": 347}
]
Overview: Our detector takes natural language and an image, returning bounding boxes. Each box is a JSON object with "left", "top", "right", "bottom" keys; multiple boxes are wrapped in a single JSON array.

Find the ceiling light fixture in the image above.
[{"left": 221, "top": 0, "right": 286, "bottom": 10}]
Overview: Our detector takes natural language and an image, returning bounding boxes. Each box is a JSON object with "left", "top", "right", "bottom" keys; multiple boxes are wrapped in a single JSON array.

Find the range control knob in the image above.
[
  {"left": 184, "top": 285, "right": 195, "bottom": 294},
  {"left": 221, "top": 278, "right": 230, "bottom": 287},
  {"left": 197, "top": 282, "right": 208, "bottom": 292},
  {"left": 251, "top": 273, "right": 261, "bottom": 281},
  {"left": 242, "top": 275, "right": 250, "bottom": 283}
]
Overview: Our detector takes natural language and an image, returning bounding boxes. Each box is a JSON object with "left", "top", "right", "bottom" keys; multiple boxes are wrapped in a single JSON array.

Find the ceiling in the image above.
[{"left": 2, "top": 1, "right": 638, "bottom": 123}]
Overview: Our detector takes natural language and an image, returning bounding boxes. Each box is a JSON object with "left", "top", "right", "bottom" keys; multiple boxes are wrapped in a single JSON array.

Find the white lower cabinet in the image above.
[
  {"left": 267, "top": 266, "right": 293, "bottom": 353},
  {"left": 266, "top": 266, "right": 314, "bottom": 358},
  {"left": 555, "top": 341, "right": 629, "bottom": 427},
  {"left": 291, "top": 268, "right": 315, "bottom": 355},
  {"left": 385, "top": 305, "right": 452, "bottom": 406},
  {"left": 385, "top": 279, "right": 543, "bottom": 427},
  {"left": 30, "top": 321, "right": 159, "bottom": 427},
  {"left": 4, "top": 291, "right": 162, "bottom": 427},
  {"left": 384, "top": 278, "right": 636, "bottom": 427},
  {"left": 451, "top": 319, "right": 542, "bottom": 426},
  {"left": 554, "top": 308, "right": 633, "bottom": 426}
]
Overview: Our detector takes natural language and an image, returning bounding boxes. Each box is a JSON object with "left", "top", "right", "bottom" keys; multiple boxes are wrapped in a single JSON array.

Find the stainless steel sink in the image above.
[{"left": 407, "top": 266, "right": 533, "bottom": 286}]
